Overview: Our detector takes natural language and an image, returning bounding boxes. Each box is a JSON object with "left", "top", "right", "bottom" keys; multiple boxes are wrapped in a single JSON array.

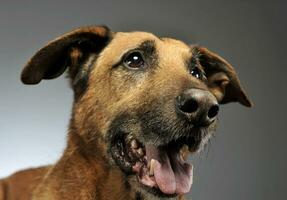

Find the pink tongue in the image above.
[{"left": 146, "top": 145, "right": 193, "bottom": 195}]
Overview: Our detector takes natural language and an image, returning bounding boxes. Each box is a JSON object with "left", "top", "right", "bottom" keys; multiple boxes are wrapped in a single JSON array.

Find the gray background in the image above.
[{"left": 0, "top": 1, "right": 286, "bottom": 199}]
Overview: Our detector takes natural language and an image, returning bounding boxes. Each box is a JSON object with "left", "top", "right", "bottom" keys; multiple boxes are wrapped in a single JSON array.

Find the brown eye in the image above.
[
  {"left": 190, "top": 67, "right": 202, "bottom": 79},
  {"left": 123, "top": 51, "right": 145, "bottom": 69}
]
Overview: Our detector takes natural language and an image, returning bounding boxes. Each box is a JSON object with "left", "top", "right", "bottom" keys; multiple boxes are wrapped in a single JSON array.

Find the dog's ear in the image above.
[
  {"left": 193, "top": 46, "right": 252, "bottom": 107},
  {"left": 21, "top": 26, "right": 112, "bottom": 87}
]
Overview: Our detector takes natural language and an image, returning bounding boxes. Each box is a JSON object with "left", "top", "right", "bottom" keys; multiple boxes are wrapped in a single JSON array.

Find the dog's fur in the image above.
[{"left": 0, "top": 26, "right": 251, "bottom": 200}]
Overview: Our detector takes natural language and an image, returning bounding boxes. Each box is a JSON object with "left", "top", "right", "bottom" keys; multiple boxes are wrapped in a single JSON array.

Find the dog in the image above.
[{"left": 0, "top": 26, "right": 252, "bottom": 200}]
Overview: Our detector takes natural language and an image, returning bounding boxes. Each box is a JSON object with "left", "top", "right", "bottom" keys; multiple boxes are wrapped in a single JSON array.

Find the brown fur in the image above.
[
  {"left": 0, "top": 167, "right": 49, "bottom": 200},
  {"left": 1, "top": 26, "right": 251, "bottom": 200}
]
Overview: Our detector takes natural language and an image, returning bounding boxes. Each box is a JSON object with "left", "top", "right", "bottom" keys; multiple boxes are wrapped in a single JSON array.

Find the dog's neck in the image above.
[{"left": 38, "top": 129, "right": 133, "bottom": 200}]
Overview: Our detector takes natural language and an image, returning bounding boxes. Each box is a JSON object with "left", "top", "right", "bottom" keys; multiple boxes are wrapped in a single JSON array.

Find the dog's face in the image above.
[{"left": 21, "top": 26, "right": 251, "bottom": 198}]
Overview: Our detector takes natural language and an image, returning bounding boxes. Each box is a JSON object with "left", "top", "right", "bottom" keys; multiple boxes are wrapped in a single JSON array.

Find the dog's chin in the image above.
[{"left": 109, "top": 125, "right": 214, "bottom": 198}]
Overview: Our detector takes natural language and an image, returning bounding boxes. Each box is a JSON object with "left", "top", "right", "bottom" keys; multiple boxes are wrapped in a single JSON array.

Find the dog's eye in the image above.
[
  {"left": 123, "top": 52, "right": 145, "bottom": 69},
  {"left": 190, "top": 67, "right": 203, "bottom": 79}
]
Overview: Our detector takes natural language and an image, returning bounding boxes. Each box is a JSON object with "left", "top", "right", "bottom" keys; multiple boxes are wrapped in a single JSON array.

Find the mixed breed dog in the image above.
[{"left": 0, "top": 26, "right": 251, "bottom": 200}]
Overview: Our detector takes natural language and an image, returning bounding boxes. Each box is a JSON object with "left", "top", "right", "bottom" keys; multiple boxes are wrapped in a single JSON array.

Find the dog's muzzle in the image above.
[{"left": 108, "top": 88, "right": 219, "bottom": 197}]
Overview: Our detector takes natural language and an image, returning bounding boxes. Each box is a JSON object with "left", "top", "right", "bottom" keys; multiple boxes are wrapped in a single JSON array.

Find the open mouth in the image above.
[{"left": 110, "top": 134, "right": 194, "bottom": 196}]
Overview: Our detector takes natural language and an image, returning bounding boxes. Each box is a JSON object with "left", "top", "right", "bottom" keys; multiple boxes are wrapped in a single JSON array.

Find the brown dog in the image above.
[{"left": 0, "top": 26, "right": 252, "bottom": 200}]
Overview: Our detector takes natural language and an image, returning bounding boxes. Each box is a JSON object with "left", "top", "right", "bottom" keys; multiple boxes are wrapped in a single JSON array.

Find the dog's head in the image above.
[{"left": 21, "top": 26, "right": 252, "bottom": 198}]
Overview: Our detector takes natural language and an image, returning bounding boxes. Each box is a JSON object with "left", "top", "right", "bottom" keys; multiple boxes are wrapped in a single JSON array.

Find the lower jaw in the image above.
[
  {"left": 137, "top": 182, "right": 179, "bottom": 198},
  {"left": 123, "top": 173, "right": 179, "bottom": 199},
  {"left": 135, "top": 160, "right": 193, "bottom": 196}
]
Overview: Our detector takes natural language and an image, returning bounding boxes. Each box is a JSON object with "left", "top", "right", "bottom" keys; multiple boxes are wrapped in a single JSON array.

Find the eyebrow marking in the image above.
[
  {"left": 138, "top": 40, "right": 156, "bottom": 56},
  {"left": 188, "top": 46, "right": 201, "bottom": 69},
  {"left": 138, "top": 40, "right": 158, "bottom": 67}
]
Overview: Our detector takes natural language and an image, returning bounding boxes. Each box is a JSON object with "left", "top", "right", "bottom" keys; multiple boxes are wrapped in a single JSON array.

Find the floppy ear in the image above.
[
  {"left": 193, "top": 46, "right": 252, "bottom": 107},
  {"left": 21, "top": 26, "right": 112, "bottom": 87}
]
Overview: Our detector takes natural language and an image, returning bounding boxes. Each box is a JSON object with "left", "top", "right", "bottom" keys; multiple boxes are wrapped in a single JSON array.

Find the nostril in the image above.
[
  {"left": 208, "top": 105, "right": 219, "bottom": 119},
  {"left": 180, "top": 99, "right": 198, "bottom": 113}
]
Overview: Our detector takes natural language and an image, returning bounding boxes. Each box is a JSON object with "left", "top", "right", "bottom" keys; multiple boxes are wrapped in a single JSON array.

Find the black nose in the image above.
[{"left": 176, "top": 88, "right": 219, "bottom": 126}]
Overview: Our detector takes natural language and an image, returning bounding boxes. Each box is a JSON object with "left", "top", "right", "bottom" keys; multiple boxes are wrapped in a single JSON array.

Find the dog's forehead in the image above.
[
  {"left": 157, "top": 37, "right": 191, "bottom": 67},
  {"left": 111, "top": 31, "right": 190, "bottom": 52},
  {"left": 113, "top": 31, "right": 158, "bottom": 47}
]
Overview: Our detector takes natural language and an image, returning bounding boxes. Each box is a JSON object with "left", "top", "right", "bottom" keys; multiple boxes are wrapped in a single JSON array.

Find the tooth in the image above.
[
  {"left": 131, "top": 139, "right": 139, "bottom": 149},
  {"left": 127, "top": 135, "right": 133, "bottom": 142},
  {"left": 180, "top": 154, "right": 184, "bottom": 161},
  {"left": 149, "top": 159, "right": 155, "bottom": 176},
  {"left": 137, "top": 148, "right": 144, "bottom": 156},
  {"left": 180, "top": 144, "right": 189, "bottom": 160}
]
